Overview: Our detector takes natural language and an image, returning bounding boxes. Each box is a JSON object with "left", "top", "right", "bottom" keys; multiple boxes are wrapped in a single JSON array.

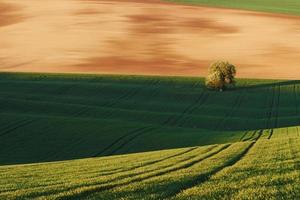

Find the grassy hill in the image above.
[
  {"left": 166, "top": 0, "right": 300, "bottom": 16},
  {"left": 0, "top": 127, "right": 299, "bottom": 199},
  {"left": 0, "top": 73, "right": 300, "bottom": 165},
  {"left": 0, "top": 73, "right": 299, "bottom": 199}
]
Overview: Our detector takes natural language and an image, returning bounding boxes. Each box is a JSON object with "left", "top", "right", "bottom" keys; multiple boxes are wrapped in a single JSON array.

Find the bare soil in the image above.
[{"left": 0, "top": 0, "right": 300, "bottom": 79}]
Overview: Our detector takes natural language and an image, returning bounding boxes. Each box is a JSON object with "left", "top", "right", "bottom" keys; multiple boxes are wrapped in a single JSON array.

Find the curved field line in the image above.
[
  {"left": 166, "top": 129, "right": 264, "bottom": 199},
  {"left": 217, "top": 83, "right": 247, "bottom": 131},
  {"left": 241, "top": 130, "right": 256, "bottom": 141},
  {"left": 239, "top": 131, "right": 248, "bottom": 141},
  {"left": 267, "top": 84, "right": 280, "bottom": 139},
  {"left": 295, "top": 84, "right": 299, "bottom": 115},
  {"left": 275, "top": 84, "right": 280, "bottom": 129},
  {"left": 106, "top": 127, "right": 156, "bottom": 155},
  {"left": 103, "top": 78, "right": 160, "bottom": 108},
  {"left": 0, "top": 147, "right": 200, "bottom": 195},
  {"left": 266, "top": 84, "right": 276, "bottom": 129},
  {"left": 0, "top": 96, "right": 163, "bottom": 118},
  {"left": 0, "top": 119, "right": 36, "bottom": 138},
  {"left": 0, "top": 118, "right": 27, "bottom": 133},
  {"left": 92, "top": 127, "right": 151, "bottom": 157},
  {"left": 165, "top": 142, "right": 256, "bottom": 199},
  {"left": 54, "top": 84, "right": 76, "bottom": 96},
  {"left": 267, "top": 129, "right": 274, "bottom": 139},
  {"left": 45, "top": 145, "right": 230, "bottom": 200},
  {"left": 162, "top": 89, "right": 208, "bottom": 126},
  {"left": 4, "top": 145, "right": 221, "bottom": 199},
  {"left": 92, "top": 147, "right": 200, "bottom": 177},
  {"left": 101, "top": 79, "right": 161, "bottom": 119},
  {"left": 2, "top": 94, "right": 270, "bottom": 127},
  {"left": 253, "top": 129, "right": 263, "bottom": 140}
]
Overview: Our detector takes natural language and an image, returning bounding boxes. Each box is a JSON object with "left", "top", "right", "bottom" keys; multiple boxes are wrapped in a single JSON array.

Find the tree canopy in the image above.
[{"left": 205, "top": 61, "right": 236, "bottom": 91}]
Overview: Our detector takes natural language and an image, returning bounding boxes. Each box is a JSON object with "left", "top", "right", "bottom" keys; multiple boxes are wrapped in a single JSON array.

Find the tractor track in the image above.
[{"left": 53, "top": 145, "right": 230, "bottom": 200}]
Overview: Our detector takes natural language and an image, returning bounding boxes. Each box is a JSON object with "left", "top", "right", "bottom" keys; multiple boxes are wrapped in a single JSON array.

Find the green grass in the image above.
[
  {"left": 165, "top": 0, "right": 300, "bottom": 16},
  {"left": 0, "top": 127, "right": 299, "bottom": 199},
  {"left": 0, "top": 73, "right": 300, "bottom": 165},
  {"left": 0, "top": 72, "right": 299, "bottom": 199}
]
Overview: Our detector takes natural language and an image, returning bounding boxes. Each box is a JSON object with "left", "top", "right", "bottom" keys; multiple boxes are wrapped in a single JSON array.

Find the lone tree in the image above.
[{"left": 205, "top": 60, "right": 236, "bottom": 91}]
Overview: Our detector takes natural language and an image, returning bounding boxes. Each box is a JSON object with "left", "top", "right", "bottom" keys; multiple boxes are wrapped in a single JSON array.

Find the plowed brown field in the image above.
[{"left": 0, "top": 0, "right": 300, "bottom": 79}]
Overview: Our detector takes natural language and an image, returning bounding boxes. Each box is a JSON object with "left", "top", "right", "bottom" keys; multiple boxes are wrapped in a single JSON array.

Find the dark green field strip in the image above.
[
  {"left": 1, "top": 79, "right": 297, "bottom": 121},
  {"left": 1, "top": 73, "right": 300, "bottom": 165},
  {"left": 1, "top": 94, "right": 299, "bottom": 132},
  {"left": 0, "top": 112, "right": 245, "bottom": 165},
  {"left": 0, "top": 113, "right": 146, "bottom": 165}
]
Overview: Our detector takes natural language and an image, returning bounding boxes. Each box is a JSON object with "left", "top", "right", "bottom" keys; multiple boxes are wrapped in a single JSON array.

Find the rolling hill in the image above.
[
  {"left": 1, "top": 0, "right": 300, "bottom": 199},
  {"left": 0, "top": 73, "right": 299, "bottom": 165},
  {"left": 0, "top": 73, "right": 299, "bottom": 199}
]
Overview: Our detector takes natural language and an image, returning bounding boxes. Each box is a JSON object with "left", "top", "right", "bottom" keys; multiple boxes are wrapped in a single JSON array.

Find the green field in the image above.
[
  {"left": 166, "top": 0, "right": 300, "bottom": 16},
  {"left": 0, "top": 127, "right": 299, "bottom": 199},
  {"left": 0, "top": 73, "right": 300, "bottom": 199}
]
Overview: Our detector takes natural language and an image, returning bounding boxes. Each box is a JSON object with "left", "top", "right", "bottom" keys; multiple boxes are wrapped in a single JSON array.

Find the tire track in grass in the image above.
[
  {"left": 268, "top": 84, "right": 280, "bottom": 139},
  {"left": 165, "top": 142, "right": 256, "bottom": 199},
  {"left": 163, "top": 86, "right": 206, "bottom": 126},
  {"left": 165, "top": 130, "right": 264, "bottom": 199},
  {"left": 50, "top": 145, "right": 230, "bottom": 200},
  {"left": 294, "top": 84, "right": 300, "bottom": 137},
  {"left": 2, "top": 145, "right": 213, "bottom": 198},
  {"left": 105, "top": 78, "right": 159, "bottom": 108},
  {"left": 0, "top": 117, "right": 27, "bottom": 132},
  {"left": 266, "top": 84, "right": 276, "bottom": 130},
  {"left": 275, "top": 84, "right": 280, "bottom": 129},
  {"left": 72, "top": 147, "right": 203, "bottom": 185},
  {"left": 268, "top": 129, "right": 274, "bottom": 139},
  {"left": 75, "top": 79, "right": 161, "bottom": 119},
  {"left": 253, "top": 129, "right": 263, "bottom": 140},
  {"left": 94, "top": 147, "right": 200, "bottom": 177},
  {"left": 239, "top": 131, "right": 249, "bottom": 141},
  {"left": 103, "top": 79, "right": 161, "bottom": 119},
  {"left": 1, "top": 95, "right": 152, "bottom": 120},
  {"left": 2, "top": 79, "right": 160, "bottom": 159},
  {"left": 241, "top": 130, "right": 259, "bottom": 141},
  {"left": 294, "top": 83, "right": 298, "bottom": 116},
  {"left": 0, "top": 118, "right": 36, "bottom": 138},
  {"left": 92, "top": 127, "right": 154, "bottom": 157},
  {"left": 48, "top": 83, "right": 76, "bottom": 96},
  {"left": 0, "top": 147, "right": 202, "bottom": 197},
  {"left": 217, "top": 85, "right": 246, "bottom": 131},
  {"left": 106, "top": 127, "right": 156, "bottom": 155},
  {"left": 162, "top": 89, "right": 208, "bottom": 127},
  {"left": 92, "top": 79, "right": 189, "bottom": 157},
  {"left": 67, "top": 84, "right": 131, "bottom": 118}
]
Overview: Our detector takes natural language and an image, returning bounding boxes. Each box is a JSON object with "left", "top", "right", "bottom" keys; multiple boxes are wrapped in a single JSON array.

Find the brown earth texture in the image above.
[{"left": 0, "top": 0, "right": 300, "bottom": 79}]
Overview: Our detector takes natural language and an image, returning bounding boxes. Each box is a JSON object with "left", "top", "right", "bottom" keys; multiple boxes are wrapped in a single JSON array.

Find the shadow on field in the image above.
[{"left": 0, "top": 73, "right": 300, "bottom": 165}]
